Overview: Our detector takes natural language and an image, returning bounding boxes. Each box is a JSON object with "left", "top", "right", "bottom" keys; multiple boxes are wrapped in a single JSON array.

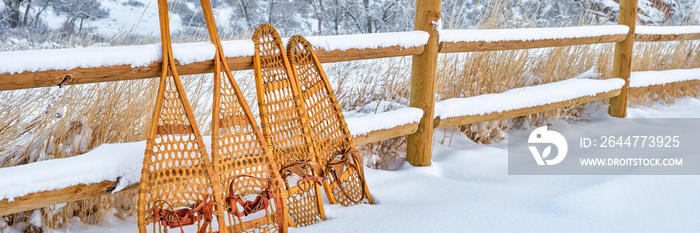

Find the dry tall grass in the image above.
[
  {"left": 434, "top": 43, "right": 617, "bottom": 143},
  {"left": 629, "top": 40, "right": 700, "bottom": 105},
  {"left": 1, "top": 0, "right": 699, "bottom": 231}
]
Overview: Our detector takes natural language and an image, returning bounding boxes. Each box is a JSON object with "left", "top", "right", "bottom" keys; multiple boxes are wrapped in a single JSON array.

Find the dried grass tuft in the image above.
[{"left": 628, "top": 40, "right": 700, "bottom": 106}]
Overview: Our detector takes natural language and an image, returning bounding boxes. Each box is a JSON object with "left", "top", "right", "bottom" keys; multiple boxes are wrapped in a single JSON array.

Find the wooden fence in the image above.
[{"left": 2, "top": 0, "right": 700, "bottom": 216}]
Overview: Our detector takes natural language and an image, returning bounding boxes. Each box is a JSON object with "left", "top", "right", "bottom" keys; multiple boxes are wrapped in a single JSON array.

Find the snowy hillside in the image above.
[
  {"left": 41, "top": 0, "right": 213, "bottom": 36},
  {"left": 4, "top": 0, "right": 698, "bottom": 39}
]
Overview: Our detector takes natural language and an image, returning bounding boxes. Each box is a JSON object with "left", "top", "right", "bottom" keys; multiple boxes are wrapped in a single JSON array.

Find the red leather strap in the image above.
[
  {"left": 280, "top": 157, "right": 325, "bottom": 191},
  {"left": 195, "top": 197, "right": 213, "bottom": 233},
  {"left": 326, "top": 147, "right": 367, "bottom": 204},
  {"left": 152, "top": 195, "right": 213, "bottom": 233},
  {"left": 227, "top": 192, "right": 271, "bottom": 217},
  {"left": 226, "top": 175, "right": 286, "bottom": 233},
  {"left": 271, "top": 178, "right": 286, "bottom": 233},
  {"left": 226, "top": 175, "right": 273, "bottom": 217}
]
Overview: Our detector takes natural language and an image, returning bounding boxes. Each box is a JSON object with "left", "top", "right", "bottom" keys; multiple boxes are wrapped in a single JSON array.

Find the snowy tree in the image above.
[
  {"left": 225, "top": 0, "right": 266, "bottom": 31},
  {"left": 1, "top": 0, "right": 25, "bottom": 28},
  {"left": 175, "top": 0, "right": 207, "bottom": 28},
  {"left": 306, "top": 0, "right": 325, "bottom": 32},
  {"left": 29, "top": 0, "right": 52, "bottom": 27},
  {"left": 52, "top": 0, "right": 108, "bottom": 34},
  {"left": 1, "top": 0, "right": 53, "bottom": 28},
  {"left": 663, "top": 0, "right": 699, "bottom": 25}
]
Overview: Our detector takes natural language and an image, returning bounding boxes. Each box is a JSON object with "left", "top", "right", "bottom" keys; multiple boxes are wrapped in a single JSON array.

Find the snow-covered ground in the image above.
[{"left": 5, "top": 98, "right": 700, "bottom": 232}]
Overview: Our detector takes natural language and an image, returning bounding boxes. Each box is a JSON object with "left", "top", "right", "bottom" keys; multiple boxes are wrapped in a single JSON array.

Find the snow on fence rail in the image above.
[
  {"left": 0, "top": 142, "right": 144, "bottom": 216},
  {"left": 0, "top": 31, "right": 429, "bottom": 91},
  {"left": 4, "top": 25, "right": 699, "bottom": 92},
  {"left": 348, "top": 108, "right": 424, "bottom": 145},
  {"left": 0, "top": 31, "right": 430, "bottom": 76},
  {"left": 439, "top": 25, "right": 629, "bottom": 52},
  {"left": 434, "top": 78, "right": 625, "bottom": 128},
  {"left": 635, "top": 26, "right": 700, "bottom": 42},
  {"left": 629, "top": 68, "right": 700, "bottom": 94},
  {"left": 0, "top": 108, "right": 424, "bottom": 215}
]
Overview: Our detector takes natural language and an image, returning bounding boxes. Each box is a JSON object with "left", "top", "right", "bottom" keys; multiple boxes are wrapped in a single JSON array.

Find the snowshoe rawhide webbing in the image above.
[
  {"left": 252, "top": 24, "right": 326, "bottom": 227},
  {"left": 286, "top": 35, "right": 373, "bottom": 206},
  {"left": 199, "top": 0, "right": 288, "bottom": 232},
  {"left": 137, "top": 1, "right": 225, "bottom": 233}
]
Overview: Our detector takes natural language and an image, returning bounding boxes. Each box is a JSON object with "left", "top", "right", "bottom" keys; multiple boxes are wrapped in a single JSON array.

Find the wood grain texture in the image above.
[
  {"left": 635, "top": 33, "right": 700, "bottom": 42},
  {"left": 4, "top": 30, "right": 700, "bottom": 92},
  {"left": 0, "top": 46, "right": 423, "bottom": 92},
  {"left": 353, "top": 122, "right": 420, "bottom": 145},
  {"left": 608, "top": 0, "right": 638, "bottom": 118},
  {"left": 629, "top": 80, "right": 700, "bottom": 95},
  {"left": 439, "top": 34, "right": 626, "bottom": 53},
  {"left": 315, "top": 45, "right": 424, "bottom": 63},
  {"left": 0, "top": 180, "right": 138, "bottom": 216},
  {"left": 406, "top": 0, "right": 441, "bottom": 167},
  {"left": 433, "top": 89, "right": 622, "bottom": 129}
]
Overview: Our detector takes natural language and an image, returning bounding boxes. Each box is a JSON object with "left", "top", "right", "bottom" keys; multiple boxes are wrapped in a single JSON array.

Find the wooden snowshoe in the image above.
[
  {"left": 286, "top": 35, "right": 373, "bottom": 206},
  {"left": 137, "top": 1, "right": 225, "bottom": 232},
  {"left": 251, "top": 24, "right": 326, "bottom": 227},
  {"left": 199, "top": 1, "right": 288, "bottom": 232}
]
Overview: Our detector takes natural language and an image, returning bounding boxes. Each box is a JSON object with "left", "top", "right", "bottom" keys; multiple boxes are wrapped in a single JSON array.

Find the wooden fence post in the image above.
[
  {"left": 406, "top": 0, "right": 441, "bottom": 166},
  {"left": 608, "top": 0, "right": 638, "bottom": 117}
]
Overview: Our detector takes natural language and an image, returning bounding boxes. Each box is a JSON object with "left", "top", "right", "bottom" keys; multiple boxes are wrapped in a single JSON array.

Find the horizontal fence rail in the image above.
[
  {"left": 635, "top": 25, "right": 700, "bottom": 42},
  {"left": 2, "top": 26, "right": 698, "bottom": 92},
  {"left": 0, "top": 116, "right": 421, "bottom": 216},
  {"left": 1, "top": 23, "right": 700, "bottom": 216},
  {"left": 439, "top": 34, "right": 626, "bottom": 52},
  {"left": 435, "top": 90, "right": 623, "bottom": 128},
  {"left": 628, "top": 68, "right": 700, "bottom": 94},
  {"left": 0, "top": 43, "right": 426, "bottom": 91},
  {"left": 630, "top": 79, "right": 700, "bottom": 94},
  {"left": 439, "top": 26, "right": 629, "bottom": 53},
  {"left": 434, "top": 79, "right": 625, "bottom": 128},
  {"left": 0, "top": 181, "right": 138, "bottom": 216},
  {"left": 0, "top": 31, "right": 431, "bottom": 91}
]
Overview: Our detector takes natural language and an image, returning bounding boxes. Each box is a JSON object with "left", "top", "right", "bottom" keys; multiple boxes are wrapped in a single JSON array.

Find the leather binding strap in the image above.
[
  {"left": 284, "top": 35, "right": 373, "bottom": 206},
  {"left": 152, "top": 195, "right": 214, "bottom": 233},
  {"left": 253, "top": 24, "right": 326, "bottom": 226},
  {"left": 279, "top": 156, "right": 325, "bottom": 192},
  {"left": 326, "top": 148, "right": 367, "bottom": 204},
  {"left": 138, "top": 0, "right": 223, "bottom": 232},
  {"left": 226, "top": 175, "right": 286, "bottom": 233}
]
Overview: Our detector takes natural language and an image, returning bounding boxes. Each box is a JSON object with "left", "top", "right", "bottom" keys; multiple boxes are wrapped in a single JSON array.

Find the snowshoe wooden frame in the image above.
[
  {"left": 252, "top": 24, "right": 326, "bottom": 227},
  {"left": 199, "top": 1, "right": 288, "bottom": 232},
  {"left": 286, "top": 36, "right": 373, "bottom": 206},
  {"left": 137, "top": 1, "right": 225, "bottom": 232}
]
